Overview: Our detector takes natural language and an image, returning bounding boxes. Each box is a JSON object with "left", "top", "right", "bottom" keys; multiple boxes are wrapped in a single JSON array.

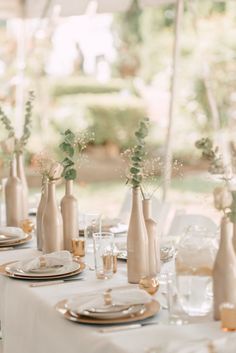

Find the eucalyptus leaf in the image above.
[
  {"left": 65, "top": 168, "right": 77, "bottom": 180},
  {"left": 59, "top": 142, "right": 74, "bottom": 157}
]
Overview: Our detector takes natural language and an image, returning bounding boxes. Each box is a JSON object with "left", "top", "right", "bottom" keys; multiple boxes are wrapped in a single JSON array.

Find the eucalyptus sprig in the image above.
[
  {"left": 59, "top": 129, "right": 92, "bottom": 180},
  {"left": 128, "top": 118, "right": 149, "bottom": 190},
  {"left": 195, "top": 137, "right": 224, "bottom": 174},
  {"left": 17, "top": 90, "right": 35, "bottom": 153},
  {"left": 0, "top": 90, "right": 34, "bottom": 155}
]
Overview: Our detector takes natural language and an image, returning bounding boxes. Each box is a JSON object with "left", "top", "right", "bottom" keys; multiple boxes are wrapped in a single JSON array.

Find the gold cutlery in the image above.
[
  {"left": 0, "top": 246, "right": 31, "bottom": 251},
  {"left": 98, "top": 322, "right": 158, "bottom": 333},
  {"left": 30, "top": 277, "right": 85, "bottom": 287}
]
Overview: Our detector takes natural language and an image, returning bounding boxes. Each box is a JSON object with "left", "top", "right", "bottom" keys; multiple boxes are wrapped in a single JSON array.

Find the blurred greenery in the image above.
[
  {"left": 50, "top": 93, "right": 146, "bottom": 152},
  {"left": 51, "top": 77, "right": 137, "bottom": 96}
]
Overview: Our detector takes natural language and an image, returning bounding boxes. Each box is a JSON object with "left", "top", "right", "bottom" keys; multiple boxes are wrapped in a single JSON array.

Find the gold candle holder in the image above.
[
  {"left": 20, "top": 219, "right": 35, "bottom": 234},
  {"left": 71, "top": 238, "right": 85, "bottom": 257},
  {"left": 112, "top": 254, "right": 117, "bottom": 273},
  {"left": 220, "top": 303, "right": 236, "bottom": 331},
  {"left": 139, "top": 276, "right": 160, "bottom": 295},
  {"left": 102, "top": 253, "right": 113, "bottom": 272}
]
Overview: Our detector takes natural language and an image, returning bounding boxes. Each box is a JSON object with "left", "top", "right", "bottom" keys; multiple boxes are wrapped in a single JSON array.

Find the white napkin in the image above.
[
  {"left": 67, "top": 287, "right": 152, "bottom": 315},
  {"left": 20, "top": 251, "right": 72, "bottom": 272},
  {"left": 0, "top": 226, "right": 25, "bottom": 239}
]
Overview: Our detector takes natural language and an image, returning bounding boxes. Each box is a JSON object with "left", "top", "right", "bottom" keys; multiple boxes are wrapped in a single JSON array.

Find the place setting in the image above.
[
  {"left": 0, "top": 225, "right": 33, "bottom": 249},
  {"left": 0, "top": 250, "right": 85, "bottom": 283},
  {"left": 55, "top": 286, "right": 161, "bottom": 328}
]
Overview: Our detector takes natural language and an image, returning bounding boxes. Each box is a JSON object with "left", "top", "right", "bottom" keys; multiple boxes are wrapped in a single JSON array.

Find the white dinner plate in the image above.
[
  {"left": 5, "top": 261, "right": 80, "bottom": 278},
  {"left": 74, "top": 304, "right": 146, "bottom": 320}
]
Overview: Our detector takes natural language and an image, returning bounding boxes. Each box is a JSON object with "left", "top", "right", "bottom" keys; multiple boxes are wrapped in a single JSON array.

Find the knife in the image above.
[
  {"left": 98, "top": 322, "right": 158, "bottom": 333},
  {"left": 0, "top": 246, "right": 31, "bottom": 251},
  {"left": 30, "top": 277, "right": 85, "bottom": 287}
]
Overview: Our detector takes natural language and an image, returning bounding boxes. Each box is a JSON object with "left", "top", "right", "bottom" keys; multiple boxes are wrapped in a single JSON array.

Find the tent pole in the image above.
[
  {"left": 14, "top": 0, "right": 26, "bottom": 138},
  {"left": 162, "top": 0, "right": 184, "bottom": 201}
]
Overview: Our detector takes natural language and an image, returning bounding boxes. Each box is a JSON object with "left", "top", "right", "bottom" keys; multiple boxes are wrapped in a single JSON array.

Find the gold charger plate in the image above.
[
  {"left": 0, "top": 260, "right": 85, "bottom": 280},
  {"left": 0, "top": 234, "right": 32, "bottom": 247},
  {"left": 55, "top": 299, "right": 160, "bottom": 325}
]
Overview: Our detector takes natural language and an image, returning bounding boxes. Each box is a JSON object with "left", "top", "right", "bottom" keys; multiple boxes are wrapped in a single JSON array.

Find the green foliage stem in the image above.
[
  {"left": 129, "top": 117, "right": 149, "bottom": 188},
  {"left": 59, "top": 128, "right": 91, "bottom": 181},
  {"left": 0, "top": 90, "right": 34, "bottom": 154}
]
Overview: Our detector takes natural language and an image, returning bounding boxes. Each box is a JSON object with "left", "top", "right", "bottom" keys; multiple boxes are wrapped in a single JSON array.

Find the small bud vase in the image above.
[
  {"left": 42, "top": 180, "right": 63, "bottom": 254},
  {"left": 16, "top": 152, "right": 29, "bottom": 219},
  {"left": 36, "top": 177, "right": 48, "bottom": 251},
  {"left": 142, "top": 198, "right": 160, "bottom": 276},
  {"left": 213, "top": 216, "right": 236, "bottom": 320},
  {"left": 61, "top": 179, "right": 79, "bottom": 251},
  {"left": 127, "top": 187, "right": 149, "bottom": 283},
  {"left": 5, "top": 157, "right": 23, "bottom": 227}
]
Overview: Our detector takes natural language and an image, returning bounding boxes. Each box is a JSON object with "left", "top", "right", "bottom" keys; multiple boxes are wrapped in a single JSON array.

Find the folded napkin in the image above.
[
  {"left": 0, "top": 226, "right": 25, "bottom": 239},
  {"left": 21, "top": 251, "right": 72, "bottom": 272},
  {"left": 67, "top": 287, "right": 152, "bottom": 315}
]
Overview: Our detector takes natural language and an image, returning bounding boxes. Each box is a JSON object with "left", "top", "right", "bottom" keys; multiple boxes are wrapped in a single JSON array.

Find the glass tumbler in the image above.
[
  {"left": 93, "top": 232, "right": 114, "bottom": 279},
  {"left": 84, "top": 213, "right": 101, "bottom": 253}
]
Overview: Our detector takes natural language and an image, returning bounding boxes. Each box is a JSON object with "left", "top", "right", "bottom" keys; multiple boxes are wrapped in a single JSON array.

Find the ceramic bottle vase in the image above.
[
  {"left": 127, "top": 187, "right": 149, "bottom": 284},
  {"left": 16, "top": 152, "right": 29, "bottom": 219},
  {"left": 213, "top": 215, "right": 236, "bottom": 320},
  {"left": 36, "top": 177, "right": 48, "bottom": 251},
  {"left": 230, "top": 191, "right": 236, "bottom": 253},
  {"left": 61, "top": 180, "right": 79, "bottom": 251},
  {"left": 142, "top": 198, "right": 160, "bottom": 276},
  {"left": 42, "top": 180, "right": 64, "bottom": 254},
  {"left": 5, "top": 158, "right": 23, "bottom": 227}
]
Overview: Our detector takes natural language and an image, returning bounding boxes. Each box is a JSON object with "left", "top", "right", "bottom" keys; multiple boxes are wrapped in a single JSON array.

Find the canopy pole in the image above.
[
  {"left": 162, "top": 0, "right": 184, "bottom": 201},
  {"left": 14, "top": 0, "right": 26, "bottom": 138}
]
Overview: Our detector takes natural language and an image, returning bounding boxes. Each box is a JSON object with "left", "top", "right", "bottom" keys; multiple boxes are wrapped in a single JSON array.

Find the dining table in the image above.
[{"left": 0, "top": 237, "right": 235, "bottom": 353}]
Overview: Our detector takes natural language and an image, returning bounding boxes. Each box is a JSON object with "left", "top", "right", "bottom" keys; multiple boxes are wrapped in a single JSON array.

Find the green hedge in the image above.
[
  {"left": 53, "top": 94, "right": 146, "bottom": 150},
  {"left": 85, "top": 95, "right": 146, "bottom": 149},
  {"left": 51, "top": 77, "right": 136, "bottom": 97}
]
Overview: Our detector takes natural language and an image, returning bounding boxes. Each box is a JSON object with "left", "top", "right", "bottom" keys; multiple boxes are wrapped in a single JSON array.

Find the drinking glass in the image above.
[
  {"left": 166, "top": 273, "right": 189, "bottom": 325},
  {"left": 176, "top": 225, "right": 217, "bottom": 317},
  {"left": 83, "top": 213, "right": 101, "bottom": 253},
  {"left": 93, "top": 232, "right": 114, "bottom": 279}
]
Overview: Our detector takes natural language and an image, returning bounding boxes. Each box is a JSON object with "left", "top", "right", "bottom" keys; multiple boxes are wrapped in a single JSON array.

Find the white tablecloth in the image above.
[{"left": 0, "top": 244, "right": 235, "bottom": 353}]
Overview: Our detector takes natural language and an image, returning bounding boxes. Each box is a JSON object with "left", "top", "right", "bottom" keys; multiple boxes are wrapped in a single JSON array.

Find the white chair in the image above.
[{"left": 166, "top": 213, "right": 218, "bottom": 238}]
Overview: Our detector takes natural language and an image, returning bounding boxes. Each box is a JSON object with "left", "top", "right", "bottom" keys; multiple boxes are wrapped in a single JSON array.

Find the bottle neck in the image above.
[
  {"left": 65, "top": 180, "right": 73, "bottom": 196},
  {"left": 143, "top": 198, "right": 151, "bottom": 219},
  {"left": 48, "top": 181, "right": 56, "bottom": 201},
  {"left": 219, "top": 216, "right": 233, "bottom": 252},
  {"left": 9, "top": 158, "right": 17, "bottom": 178},
  {"left": 42, "top": 177, "right": 48, "bottom": 196}
]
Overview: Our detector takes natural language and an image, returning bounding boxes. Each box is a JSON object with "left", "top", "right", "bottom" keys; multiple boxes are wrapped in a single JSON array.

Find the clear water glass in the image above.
[
  {"left": 93, "top": 232, "right": 114, "bottom": 279},
  {"left": 83, "top": 213, "right": 101, "bottom": 253},
  {"left": 176, "top": 274, "right": 212, "bottom": 317}
]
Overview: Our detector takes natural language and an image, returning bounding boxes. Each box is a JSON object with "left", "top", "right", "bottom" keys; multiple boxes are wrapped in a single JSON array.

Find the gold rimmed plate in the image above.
[
  {"left": 0, "top": 233, "right": 32, "bottom": 247},
  {"left": 55, "top": 299, "right": 160, "bottom": 325},
  {"left": 0, "top": 260, "right": 85, "bottom": 280}
]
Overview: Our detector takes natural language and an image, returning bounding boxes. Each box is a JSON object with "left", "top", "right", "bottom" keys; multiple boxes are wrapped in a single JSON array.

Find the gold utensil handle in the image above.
[
  {"left": 98, "top": 324, "right": 141, "bottom": 333},
  {"left": 30, "top": 280, "right": 64, "bottom": 287}
]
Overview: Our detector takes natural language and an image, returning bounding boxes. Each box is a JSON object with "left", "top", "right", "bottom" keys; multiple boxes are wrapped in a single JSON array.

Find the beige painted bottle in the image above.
[
  {"left": 213, "top": 216, "right": 236, "bottom": 320},
  {"left": 5, "top": 158, "right": 23, "bottom": 227},
  {"left": 127, "top": 187, "right": 149, "bottom": 283},
  {"left": 42, "top": 180, "right": 64, "bottom": 254},
  {"left": 143, "top": 198, "right": 161, "bottom": 276},
  {"left": 61, "top": 180, "right": 79, "bottom": 251},
  {"left": 16, "top": 152, "right": 29, "bottom": 219},
  {"left": 36, "top": 177, "right": 48, "bottom": 251}
]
